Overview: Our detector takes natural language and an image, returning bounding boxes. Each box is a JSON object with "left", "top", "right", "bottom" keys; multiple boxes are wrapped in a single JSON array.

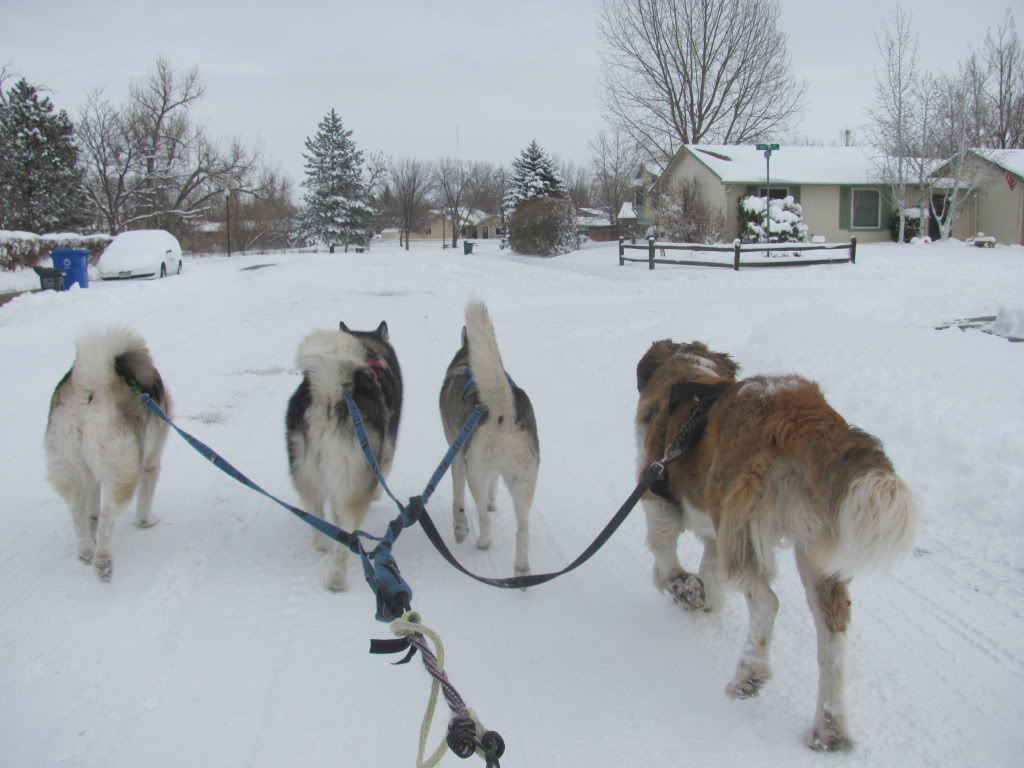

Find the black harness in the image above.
[{"left": 649, "top": 381, "right": 729, "bottom": 504}]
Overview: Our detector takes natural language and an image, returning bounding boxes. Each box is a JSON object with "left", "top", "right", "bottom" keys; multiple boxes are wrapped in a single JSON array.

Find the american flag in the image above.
[{"left": 1006, "top": 170, "right": 1018, "bottom": 191}]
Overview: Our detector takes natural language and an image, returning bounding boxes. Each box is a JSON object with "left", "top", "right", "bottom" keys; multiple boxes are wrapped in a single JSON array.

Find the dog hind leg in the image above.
[
  {"left": 506, "top": 463, "right": 537, "bottom": 577},
  {"left": 465, "top": 464, "right": 493, "bottom": 551},
  {"left": 725, "top": 573, "right": 778, "bottom": 698},
  {"left": 795, "top": 546, "right": 854, "bottom": 752},
  {"left": 134, "top": 462, "right": 161, "bottom": 528},
  {"left": 486, "top": 476, "right": 498, "bottom": 513},
  {"left": 451, "top": 456, "right": 469, "bottom": 544},
  {"left": 93, "top": 476, "right": 138, "bottom": 582},
  {"left": 326, "top": 491, "right": 372, "bottom": 592},
  {"left": 643, "top": 496, "right": 704, "bottom": 609}
]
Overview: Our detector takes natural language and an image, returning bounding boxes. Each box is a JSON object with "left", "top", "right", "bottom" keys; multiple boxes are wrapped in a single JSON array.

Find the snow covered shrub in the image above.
[
  {"left": 508, "top": 197, "right": 578, "bottom": 256},
  {"left": 737, "top": 195, "right": 808, "bottom": 243},
  {"left": 0, "top": 231, "right": 111, "bottom": 271},
  {"left": 890, "top": 209, "right": 924, "bottom": 242},
  {"left": 654, "top": 179, "right": 726, "bottom": 243}
]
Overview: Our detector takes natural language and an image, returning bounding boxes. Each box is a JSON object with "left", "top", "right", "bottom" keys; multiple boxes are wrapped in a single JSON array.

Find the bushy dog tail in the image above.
[
  {"left": 464, "top": 300, "right": 515, "bottom": 422},
  {"left": 820, "top": 427, "right": 917, "bottom": 578},
  {"left": 297, "top": 329, "right": 367, "bottom": 400},
  {"left": 74, "top": 327, "right": 168, "bottom": 407}
]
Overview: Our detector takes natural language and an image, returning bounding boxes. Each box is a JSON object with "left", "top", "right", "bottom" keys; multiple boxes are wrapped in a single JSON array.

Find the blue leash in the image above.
[
  {"left": 341, "top": 392, "right": 487, "bottom": 621},
  {"left": 135, "top": 389, "right": 485, "bottom": 622}
]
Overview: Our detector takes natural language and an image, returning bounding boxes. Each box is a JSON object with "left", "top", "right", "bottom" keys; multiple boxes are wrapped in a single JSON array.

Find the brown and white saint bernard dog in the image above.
[{"left": 634, "top": 339, "right": 916, "bottom": 751}]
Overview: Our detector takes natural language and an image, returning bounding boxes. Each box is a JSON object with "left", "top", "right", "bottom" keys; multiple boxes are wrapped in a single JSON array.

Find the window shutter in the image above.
[
  {"left": 839, "top": 187, "right": 851, "bottom": 230},
  {"left": 746, "top": 185, "right": 758, "bottom": 196},
  {"left": 791, "top": 185, "right": 801, "bottom": 204}
]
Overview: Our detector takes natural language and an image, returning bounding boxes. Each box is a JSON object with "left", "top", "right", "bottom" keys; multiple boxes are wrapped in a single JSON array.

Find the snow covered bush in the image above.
[
  {"left": 890, "top": 208, "right": 925, "bottom": 242},
  {"left": 0, "top": 231, "right": 111, "bottom": 271},
  {"left": 508, "top": 197, "right": 578, "bottom": 257},
  {"left": 654, "top": 179, "right": 726, "bottom": 243},
  {"left": 737, "top": 195, "right": 808, "bottom": 243}
]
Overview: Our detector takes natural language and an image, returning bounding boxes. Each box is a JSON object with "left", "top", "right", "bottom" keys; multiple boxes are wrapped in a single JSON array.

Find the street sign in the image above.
[{"left": 755, "top": 143, "right": 780, "bottom": 151}]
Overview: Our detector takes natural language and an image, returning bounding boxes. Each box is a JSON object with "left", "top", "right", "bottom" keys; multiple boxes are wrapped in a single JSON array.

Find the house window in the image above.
[
  {"left": 852, "top": 189, "right": 881, "bottom": 228},
  {"left": 758, "top": 186, "right": 789, "bottom": 200},
  {"left": 634, "top": 189, "right": 645, "bottom": 208}
]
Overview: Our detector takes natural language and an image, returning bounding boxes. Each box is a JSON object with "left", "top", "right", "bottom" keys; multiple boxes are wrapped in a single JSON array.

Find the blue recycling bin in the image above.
[{"left": 50, "top": 248, "right": 90, "bottom": 289}]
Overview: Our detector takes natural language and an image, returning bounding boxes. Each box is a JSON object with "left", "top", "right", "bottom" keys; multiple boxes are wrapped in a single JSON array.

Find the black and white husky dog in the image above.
[
  {"left": 285, "top": 321, "right": 402, "bottom": 591},
  {"left": 439, "top": 301, "right": 538, "bottom": 577},
  {"left": 45, "top": 327, "right": 172, "bottom": 582}
]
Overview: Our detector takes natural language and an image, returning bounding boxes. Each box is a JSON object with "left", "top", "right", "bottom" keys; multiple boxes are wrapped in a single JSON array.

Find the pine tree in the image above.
[
  {"left": 299, "top": 110, "right": 374, "bottom": 251},
  {"left": 0, "top": 79, "right": 90, "bottom": 233},
  {"left": 503, "top": 140, "right": 564, "bottom": 215}
]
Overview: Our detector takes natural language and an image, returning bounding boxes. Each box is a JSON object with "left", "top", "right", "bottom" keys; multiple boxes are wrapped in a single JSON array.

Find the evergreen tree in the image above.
[
  {"left": 0, "top": 79, "right": 90, "bottom": 233},
  {"left": 299, "top": 109, "right": 374, "bottom": 250},
  {"left": 503, "top": 139, "right": 564, "bottom": 215}
]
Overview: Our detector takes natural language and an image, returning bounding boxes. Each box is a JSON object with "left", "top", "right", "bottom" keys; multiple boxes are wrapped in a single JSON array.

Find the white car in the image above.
[{"left": 98, "top": 230, "right": 183, "bottom": 280}]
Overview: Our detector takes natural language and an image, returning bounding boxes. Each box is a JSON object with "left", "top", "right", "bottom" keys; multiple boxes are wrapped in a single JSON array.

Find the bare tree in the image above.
[
  {"left": 432, "top": 156, "right": 475, "bottom": 248},
  {"left": 555, "top": 157, "right": 592, "bottom": 210},
  {"left": 589, "top": 126, "right": 640, "bottom": 223},
  {"left": 388, "top": 158, "right": 433, "bottom": 250},
  {"left": 598, "top": 0, "right": 806, "bottom": 169},
  {"left": 867, "top": 5, "right": 919, "bottom": 243},
  {"left": 906, "top": 73, "right": 941, "bottom": 240},
  {"left": 982, "top": 11, "right": 1024, "bottom": 148}
]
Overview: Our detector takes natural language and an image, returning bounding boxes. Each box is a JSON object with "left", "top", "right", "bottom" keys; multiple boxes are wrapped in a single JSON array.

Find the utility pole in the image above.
[
  {"left": 225, "top": 189, "right": 232, "bottom": 257},
  {"left": 755, "top": 144, "right": 780, "bottom": 244}
]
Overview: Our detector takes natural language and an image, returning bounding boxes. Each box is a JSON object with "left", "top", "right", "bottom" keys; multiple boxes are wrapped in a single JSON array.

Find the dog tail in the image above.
[
  {"left": 73, "top": 327, "right": 168, "bottom": 407},
  {"left": 818, "top": 427, "right": 917, "bottom": 578},
  {"left": 297, "top": 329, "right": 367, "bottom": 400},
  {"left": 464, "top": 300, "right": 515, "bottom": 422}
]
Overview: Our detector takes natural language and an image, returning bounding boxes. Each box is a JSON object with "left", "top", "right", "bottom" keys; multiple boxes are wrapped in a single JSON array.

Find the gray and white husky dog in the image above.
[
  {"left": 286, "top": 321, "right": 402, "bottom": 591},
  {"left": 439, "top": 301, "right": 538, "bottom": 577},
  {"left": 45, "top": 327, "right": 172, "bottom": 582}
]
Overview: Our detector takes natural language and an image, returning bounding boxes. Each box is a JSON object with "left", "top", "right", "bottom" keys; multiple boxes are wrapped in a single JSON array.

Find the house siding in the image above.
[{"left": 974, "top": 161, "right": 1024, "bottom": 245}]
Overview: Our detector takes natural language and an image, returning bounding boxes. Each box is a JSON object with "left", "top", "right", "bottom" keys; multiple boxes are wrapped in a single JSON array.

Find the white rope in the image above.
[{"left": 390, "top": 611, "right": 452, "bottom": 768}]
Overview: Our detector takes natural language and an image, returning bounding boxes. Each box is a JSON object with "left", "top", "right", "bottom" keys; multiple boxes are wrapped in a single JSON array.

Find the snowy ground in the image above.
[{"left": 1, "top": 238, "right": 1021, "bottom": 767}]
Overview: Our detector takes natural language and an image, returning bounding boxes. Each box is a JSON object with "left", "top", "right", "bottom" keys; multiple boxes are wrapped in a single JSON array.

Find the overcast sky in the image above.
[{"left": 1, "top": 0, "right": 1019, "bottom": 182}]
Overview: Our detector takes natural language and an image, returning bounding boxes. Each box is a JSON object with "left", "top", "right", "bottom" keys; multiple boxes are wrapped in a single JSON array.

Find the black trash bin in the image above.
[
  {"left": 463, "top": 240, "right": 475, "bottom": 255},
  {"left": 34, "top": 266, "right": 65, "bottom": 292}
]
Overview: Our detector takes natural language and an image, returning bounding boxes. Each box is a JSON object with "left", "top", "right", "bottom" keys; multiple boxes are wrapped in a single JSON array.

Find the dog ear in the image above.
[
  {"left": 376, "top": 321, "right": 389, "bottom": 342},
  {"left": 461, "top": 326, "right": 468, "bottom": 346},
  {"left": 339, "top": 321, "right": 350, "bottom": 333}
]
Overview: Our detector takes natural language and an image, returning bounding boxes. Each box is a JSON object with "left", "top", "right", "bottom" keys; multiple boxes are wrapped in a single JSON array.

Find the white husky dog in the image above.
[
  {"left": 45, "top": 328, "right": 172, "bottom": 582},
  {"left": 286, "top": 321, "right": 403, "bottom": 592},
  {"left": 439, "top": 301, "right": 539, "bottom": 577}
]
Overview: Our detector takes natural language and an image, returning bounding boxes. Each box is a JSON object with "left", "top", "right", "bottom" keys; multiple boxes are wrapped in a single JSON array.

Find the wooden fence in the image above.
[{"left": 618, "top": 237, "right": 857, "bottom": 271}]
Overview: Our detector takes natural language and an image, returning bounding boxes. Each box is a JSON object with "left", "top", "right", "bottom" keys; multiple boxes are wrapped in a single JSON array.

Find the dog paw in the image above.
[
  {"left": 487, "top": 502, "right": 497, "bottom": 513},
  {"left": 726, "top": 675, "right": 768, "bottom": 699},
  {"left": 325, "top": 573, "right": 348, "bottom": 592},
  {"left": 476, "top": 535, "right": 492, "bottom": 551},
  {"left": 726, "top": 661, "right": 771, "bottom": 699},
  {"left": 668, "top": 573, "right": 705, "bottom": 610},
  {"left": 453, "top": 510, "right": 468, "bottom": 544},
  {"left": 806, "top": 712, "right": 854, "bottom": 752},
  {"left": 94, "top": 558, "right": 112, "bottom": 582},
  {"left": 78, "top": 547, "right": 94, "bottom": 564},
  {"left": 135, "top": 516, "right": 160, "bottom": 528}
]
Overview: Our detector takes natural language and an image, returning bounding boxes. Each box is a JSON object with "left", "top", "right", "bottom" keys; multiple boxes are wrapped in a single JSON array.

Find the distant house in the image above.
[
  {"left": 929, "top": 149, "right": 1024, "bottom": 245},
  {"left": 655, "top": 144, "right": 975, "bottom": 243},
  {"left": 379, "top": 209, "right": 502, "bottom": 243},
  {"left": 631, "top": 165, "right": 660, "bottom": 223},
  {"left": 577, "top": 206, "right": 618, "bottom": 241}
]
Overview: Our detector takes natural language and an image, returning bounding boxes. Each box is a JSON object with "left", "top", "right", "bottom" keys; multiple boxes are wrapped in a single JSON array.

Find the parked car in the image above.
[{"left": 97, "top": 230, "right": 183, "bottom": 280}]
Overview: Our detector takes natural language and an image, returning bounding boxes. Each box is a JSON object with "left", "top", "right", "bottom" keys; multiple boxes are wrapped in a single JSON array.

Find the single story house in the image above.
[
  {"left": 929, "top": 149, "right": 1023, "bottom": 245},
  {"left": 654, "top": 144, "right": 975, "bottom": 243},
  {"left": 379, "top": 209, "right": 502, "bottom": 243}
]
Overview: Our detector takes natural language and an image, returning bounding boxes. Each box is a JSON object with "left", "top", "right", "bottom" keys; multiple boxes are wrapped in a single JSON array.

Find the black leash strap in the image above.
[
  {"left": 408, "top": 383, "right": 725, "bottom": 590},
  {"left": 408, "top": 459, "right": 667, "bottom": 590}
]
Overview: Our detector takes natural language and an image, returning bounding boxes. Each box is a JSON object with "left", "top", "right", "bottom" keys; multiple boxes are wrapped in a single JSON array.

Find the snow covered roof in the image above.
[
  {"left": 679, "top": 144, "right": 895, "bottom": 185},
  {"left": 971, "top": 148, "right": 1024, "bottom": 179},
  {"left": 617, "top": 201, "right": 637, "bottom": 219}
]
